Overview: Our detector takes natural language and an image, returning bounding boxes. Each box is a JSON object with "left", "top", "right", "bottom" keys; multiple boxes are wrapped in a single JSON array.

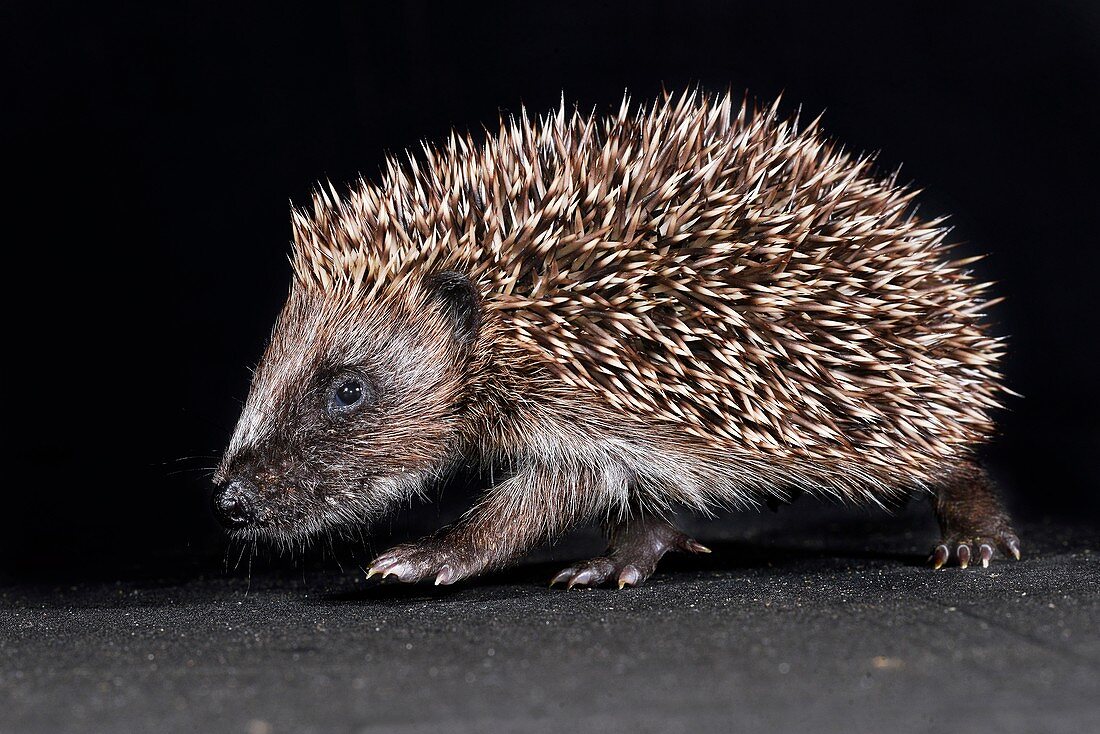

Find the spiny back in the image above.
[{"left": 290, "top": 91, "right": 1005, "bottom": 477}]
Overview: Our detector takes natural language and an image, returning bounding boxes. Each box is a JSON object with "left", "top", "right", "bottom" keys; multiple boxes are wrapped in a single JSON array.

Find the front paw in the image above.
[{"left": 367, "top": 538, "right": 482, "bottom": 586}]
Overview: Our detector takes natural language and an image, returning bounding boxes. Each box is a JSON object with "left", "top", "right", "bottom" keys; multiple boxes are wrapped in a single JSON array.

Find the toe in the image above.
[
  {"left": 678, "top": 537, "right": 712, "bottom": 554},
  {"left": 367, "top": 557, "right": 398, "bottom": 580},
  {"left": 434, "top": 564, "right": 458, "bottom": 586},
  {"left": 381, "top": 560, "right": 418, "bottom": 582},
  {"left": 549, "top": 567, "right": 577, "bottom": 587},
  {"left": 979, "top": 543, "right": 994, "bottom": 568},
  {"left": 1001, "top": 535, "right": 1022, "bottom": 561},
  {"left": 617, "top": 564, "right": 643, "bottom": 589},
  {"left": 567, "top": 568, "right": 598, "bottom": 589},
  {"left": 957, "top": 544, "right": 971, "bottom": 569},
  {"left": 931, "top": 544, "right": 950, "bottom": 569},
  {"left": 550, "top": 558, "right": 617, "bottom": 589}
]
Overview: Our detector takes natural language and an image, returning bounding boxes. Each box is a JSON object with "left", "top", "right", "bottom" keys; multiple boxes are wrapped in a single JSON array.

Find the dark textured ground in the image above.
[{"left": 2, "top": 504, "right": 1097, "bottom": 734}]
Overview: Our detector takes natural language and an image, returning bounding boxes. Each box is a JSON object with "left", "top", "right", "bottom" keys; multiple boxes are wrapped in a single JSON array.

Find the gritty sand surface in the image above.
[{"left": 3, "top": 505, "right": 1097, "bottom": 734}]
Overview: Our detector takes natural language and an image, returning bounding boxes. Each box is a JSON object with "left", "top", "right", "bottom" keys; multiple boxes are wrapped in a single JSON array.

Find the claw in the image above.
[
  {"left": 617, "top": 564, "right": 642, "bottom": 589},
  {"left": 957, "top": 544, "right": 971, "bottom": 569},
  {"left": 549, "top": 568, "right": 574, "bottom": 588},
  {"left": 567, "top": 569, "right": 595, "bottom": 589},
  {"left": 932, "top": 544, "right": 949, "bottom": 569},
  {"left": 367, "top": 552, "right": 404, "bottom": 581},
  {"left": 682, "top": 539, "right": 712, "bottom": 554},
  {"left": 1008, "top": 539, "right": 1021, "bottom": 561},
  {"left": 979, "top": 544, "right": 993, "bottom": 569},
  {"left": 434, "top": 564, "right": 456, "bottom": 586},
  {"left": 379, "top": 560, "right": 409, "bottom": 581}
]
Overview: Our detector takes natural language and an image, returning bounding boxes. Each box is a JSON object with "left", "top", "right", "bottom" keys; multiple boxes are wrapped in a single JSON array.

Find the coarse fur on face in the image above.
[{"left": 215, "top": 274, "right": 483, "bottom": 544}]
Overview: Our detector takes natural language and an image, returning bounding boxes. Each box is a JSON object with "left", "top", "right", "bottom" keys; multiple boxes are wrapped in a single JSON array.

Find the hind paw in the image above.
[
  {"left": 549, "top": 522, "right": 710, "bottom": 589},
  {"left": 549, "top": 557, "right": 643, "bottom": 589},
  {"left": 930, "top": 533, "right": 1021, "bottom": 570}
]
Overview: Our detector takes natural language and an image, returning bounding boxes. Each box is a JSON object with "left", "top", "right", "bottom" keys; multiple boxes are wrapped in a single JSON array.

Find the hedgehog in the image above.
[{"left": 212, "top": 91, "right": 1020, "bottom": 588}]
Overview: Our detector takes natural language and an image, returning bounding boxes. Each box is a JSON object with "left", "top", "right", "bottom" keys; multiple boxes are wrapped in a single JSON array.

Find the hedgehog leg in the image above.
[
  {"left": 367, "top": 463, "right": 594, "bottom": 586},
  {"left": 930, "top": 461, "right": 1021, "bottom": 570},
  {"left": 549, "top": 516, "right": 710, "bottom": 589}
]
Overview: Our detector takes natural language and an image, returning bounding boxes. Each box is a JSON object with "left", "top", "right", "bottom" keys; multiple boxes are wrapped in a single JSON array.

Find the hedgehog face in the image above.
[{"left": 213, "top": 272, "right": 480, "bottom": 543}]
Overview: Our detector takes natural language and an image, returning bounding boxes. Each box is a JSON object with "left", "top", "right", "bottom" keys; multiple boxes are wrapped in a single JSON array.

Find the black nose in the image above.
[{"left": 212, "top": 477, "right": 257, "bottom": 528}]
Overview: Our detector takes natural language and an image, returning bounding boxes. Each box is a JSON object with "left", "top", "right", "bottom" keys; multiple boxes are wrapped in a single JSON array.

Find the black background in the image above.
[{"left": 7, "top": 1, "right": 1099, "bottom": 578}]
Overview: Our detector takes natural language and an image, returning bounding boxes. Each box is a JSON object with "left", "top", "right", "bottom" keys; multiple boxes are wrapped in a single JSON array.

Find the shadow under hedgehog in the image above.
[{"left": 213, "top": 91, "right": 1020, "bottom": 588}]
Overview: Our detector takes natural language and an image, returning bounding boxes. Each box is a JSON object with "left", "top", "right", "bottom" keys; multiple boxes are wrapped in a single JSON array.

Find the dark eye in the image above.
[
  {"left": 335, "top": 380, "right": 363, "bottom": 407},
  {"left": 326, "top": 374, "right": 373, "bottom": 418}
]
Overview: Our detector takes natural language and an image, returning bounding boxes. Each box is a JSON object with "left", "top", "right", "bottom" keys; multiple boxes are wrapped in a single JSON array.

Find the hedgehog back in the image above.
[{"left": 290, "top": 93, "right": 1005, "bottom": 479}]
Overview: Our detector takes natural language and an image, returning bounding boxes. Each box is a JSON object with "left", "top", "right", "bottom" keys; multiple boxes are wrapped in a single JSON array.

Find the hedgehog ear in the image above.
[{"left": 424, "top": 270, "right": 481, "bottom": 345}]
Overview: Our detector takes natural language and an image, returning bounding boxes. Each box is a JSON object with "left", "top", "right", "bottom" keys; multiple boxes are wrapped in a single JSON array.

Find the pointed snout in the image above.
[{"left": 212, "top": 477, "right": 259, "bottom": 529}]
